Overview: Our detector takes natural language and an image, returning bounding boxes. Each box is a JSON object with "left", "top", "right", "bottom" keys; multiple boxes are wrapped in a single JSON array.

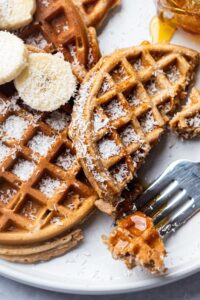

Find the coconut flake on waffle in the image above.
[
  {"left": 120, "top": 125, "right": 143, "bottom": 146},
  {"left": 21, "top": 200, "right": 38, "bottom": 221},
  {"left": 166, "top": 65, "right": 180, "bottom": 83},
  {"left": 127, "top": 93, "right": 142, "bottom": 107},
  {"left": 110, "top": 162, "right": 130, "bottom": 183},
  {"left": 41, "top": 0, "right": 50, "bottom": 7},
  {"left": 146, "top": 80, "right": 158, "bottom": 96},
  {"left": 133, "top": 59, "right": 144, "bottom": 71},
  {"left": 0, "top": 142, "right": 11, "bottom": 163},
  {"left": 140, "top": 111, "right": 158, "bottom": 134},
  {"left": 12, "top": 159, "right": 36, "bottom": 181},
  {"left": 93, "top": 113, "right": 109, "bottom": 132},
  {"left": 50, "top": 216, "right": 63, "bottom": 225},
  {"left": 104, "top": 99, "right": 127, "bottom": 121},
  {"left": 55, "top": 149, "right": 76, "bottom": 170},
  {"left": 132, "top": 148, "right": 146, "bottom": 167},
  {"left": 0, "top": 94, "right": 20, "bottom": 115},
  {"left": 45, "top": 111, "right": 71, "bottom": 131},
  {"left": 98, "top": 139, "right": 120, "bottom": 159},
  {"left": 28, "top": 132, "right": 56, "bottom": 156},
  {"left": 25, "top": 33, "right": 48, "bottom": 49},
  {"left": 0, "top": 187, "right": 16, "bottom": 205},
  {"left": 38, "top": 175, "right": 61, "bottom": 197},
  {"left": 1, "top": 115, "right": 30, "bottom": 141},
  {"left": 186, "top": 113, "right": 200, "bottom": 127}
]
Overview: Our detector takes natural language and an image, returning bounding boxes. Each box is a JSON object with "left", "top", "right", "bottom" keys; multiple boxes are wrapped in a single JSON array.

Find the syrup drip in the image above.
[{"left": 150, "top": 16, "right": 176, "bottom": 43}]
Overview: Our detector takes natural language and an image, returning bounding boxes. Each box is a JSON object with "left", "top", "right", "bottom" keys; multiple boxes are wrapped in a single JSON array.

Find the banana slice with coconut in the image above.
[
  {"left": 0, "top": 31, "right": 28, "bottom": 85},
  {"left": 0, "top": 0, "right": 36, "bottom": 30},
  {"left": 15, "top": 52, "right": 77, "bottom": 112}
]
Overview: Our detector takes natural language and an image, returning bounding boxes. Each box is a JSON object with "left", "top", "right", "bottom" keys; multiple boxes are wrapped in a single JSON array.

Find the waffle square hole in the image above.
[
  {"left": 145, "top": 77, "right": 159, "bottom": 96},
  {"left": 18, "top": 195, "right": 43, "bottom": 221},
  {"left": 11, "top": 158, "right": 36, "bottom": 181},
  {"left": 139, "top": 111, "right": 158, "bottom": 134},
  {"left": 103, "top": 98, "right": 127, "bottom": 121},
  {"left": 98, "top": 136, "right": 121, "bottom": 160},
  {"left": 28, "top": 131, "right": 56, "bottom": 157},
  {"left": 50, "top": 213, "right": 63, "bottom": 226},
  {"left": 120, "top": 124, "right": 143, "bottom": 146},
  {"left": 98, "top": 75, "right": 114, "bottom": 97},
  {"left": 83, "top": 0, "right": 99, "bottom": 14},
  {"left": 0, "top": 178, "right": 17, "bottom": 206},
  {"left": 127, "top": 54, "right": 144, "bottom": 71},
  {"left": 45, "top": 111, "right": 71, "bottom": 132},
  {"left": 109, "top": 63, "right": 129, "bottom": 83},
  {"left": 60, "top": 188, "right": 84, "bottom": 210},
  {"left": 24, "top": 30, "right": 48, "bottom": 50},
  {"left": 0, "top": 142, "right": 11, "bottom": 164},
  {"left": 1, "top": 115, "right": 29, "bottom": 141},
  {"left": 53, "top": 145, "right": 76, "bottom": 171},
  {"left": 110, "top": 160, "right": 130, "bottom": 183},
  {"left": 165, "top": 64, "right": 180, "bottom": 83},
  {"left": 93, "top": 111, "right": 109, "bottom": 132},
  {"left": 132, "top": 147, "right": 147, "bottom": 168},
  {"left": 158, "top": 100, "right": 172, "bottom": 116},
  {"left": 186, "top": 113, "right": 200, "bottom": 127},
  {"left": 124, "top": 85, "right": 144, "bottom": 107},
  {"left": 36, "top": 172, "right": 61, "bottom": 198},
  {"left": 47, "top": 9, "right": 69, "bottom": 34}
]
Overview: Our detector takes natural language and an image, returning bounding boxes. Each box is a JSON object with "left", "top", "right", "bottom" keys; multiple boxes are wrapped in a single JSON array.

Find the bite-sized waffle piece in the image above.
[
  {"left": 104, "top": 212, "right": 166, "bottom": 274},
  {"left": 170, "top": 88, "right": 200, "bottom": 139},
  {"left": 0, "top": 84, "right": 97, "bottom": 255},
  {"left": 72, "top": 0, "right": 121, "bottom": 28},
  {"left": 70, "top": 44, "right": 199, "bottom": 207},
  {"left": 15, "top": 0, "right": 101, "bottom": 81}
]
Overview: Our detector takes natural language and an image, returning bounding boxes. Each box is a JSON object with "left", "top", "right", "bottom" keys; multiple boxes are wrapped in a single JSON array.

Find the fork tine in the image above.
[
  {"left": 153, "top": 189, "right": 188, "bottom": 225},
  {"left": 143, "top": 180, "right": 179, "bottom": 216},
  {"left": 158, "top": 198, "right": 197, "bottom": 238}
]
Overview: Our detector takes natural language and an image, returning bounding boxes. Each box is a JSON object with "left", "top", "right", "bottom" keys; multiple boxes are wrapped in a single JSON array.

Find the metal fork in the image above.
[{"left": 135, "top": 160, "right": 200, "bottom": 238}]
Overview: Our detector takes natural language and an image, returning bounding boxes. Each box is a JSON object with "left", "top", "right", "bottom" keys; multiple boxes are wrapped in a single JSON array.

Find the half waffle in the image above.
[
  {"left": 170, "top": 88, "right": 200, "bottom": 138},
  {"left": 104, "top": 212, "right": 166, "bottom": 274},
  {"left": 70, "top": 44, "right": 199, "bottom": 207},
  {"left": 72, "top": 0, "right": 121, "bottom": 28},
  {"left": 0, "top": 83, "right": 97, "bottom": 255},
  {"left": 15, "top": 0, "right": 101, "bottom": 81}
]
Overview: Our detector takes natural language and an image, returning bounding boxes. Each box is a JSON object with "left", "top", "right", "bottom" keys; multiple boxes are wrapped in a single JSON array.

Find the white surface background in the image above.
[{"left": 0, "top": 0, "right": 200, "bottom": 298}]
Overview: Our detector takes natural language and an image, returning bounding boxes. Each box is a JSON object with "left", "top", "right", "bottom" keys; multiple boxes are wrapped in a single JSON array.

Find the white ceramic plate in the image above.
[{"left": 0, "top": 0, "right": 200, "bottom": 295}]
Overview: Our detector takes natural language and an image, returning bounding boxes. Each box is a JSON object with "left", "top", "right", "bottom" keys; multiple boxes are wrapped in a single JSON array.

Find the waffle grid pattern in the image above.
[
  {"left": 0, "top": 90, "right": 96, "bottom": 244},
  {"left": 71, "top": 44, "right": 199, "bottom": 203}
]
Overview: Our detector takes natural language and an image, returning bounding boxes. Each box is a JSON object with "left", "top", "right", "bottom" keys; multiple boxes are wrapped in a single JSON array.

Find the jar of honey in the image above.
[{"left": 156, "top": 0, "right": 200, "bottom": 34}]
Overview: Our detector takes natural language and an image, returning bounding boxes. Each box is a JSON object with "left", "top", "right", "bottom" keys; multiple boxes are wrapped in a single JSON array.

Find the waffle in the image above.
[
  {"left": 72, "top": 0, "right": 121, "bottom": 28},
  {"left": 0, "top": 82, "right": 97, "bottom": 256},
  {"left": 15, "top": 0, "right": 101, "bottom": 81},
  {"left": 104, "top": 212, "right": 166, "bottom": 274},
  {"left": 170, "top": 88, "right": 200, "bottom": 139},
  {"left": 70, "top": 44, "right": 199, "bottom": 208}
]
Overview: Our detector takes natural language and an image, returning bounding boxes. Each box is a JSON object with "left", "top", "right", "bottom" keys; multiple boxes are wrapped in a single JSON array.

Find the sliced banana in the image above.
[
  {"left": 14, "top": 53, "right": 77, "bottom": 112},
  {"left": 0, "top": 31, "right": 28, "bottom": 85},
  {"left": 0, "top": 0, "right": 36, "bottom": 30}
]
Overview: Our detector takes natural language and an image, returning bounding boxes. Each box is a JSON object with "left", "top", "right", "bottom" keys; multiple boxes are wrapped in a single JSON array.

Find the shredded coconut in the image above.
[
  {"left": 110, "top": 162, "right": 130, "bottom": 183},
  {"left": 166, "top": 65, "right": 180, "bottom": 83},
  {"left": 98, "top": 76, "right": 113, "bottom": 96},
  {"left": 45, "top": 111, "right": 71, "bottom": 131},
  {"left": 0, "top": 142, "right": 10, "bottom": 163},
  {"left": 140, "top": 111, "right": 157, "bottom": 134},
  {"left": 50, "top": 216, "right": 63, "bottom": 225},
  {"left": 93, "top": 113, "right": 109, "bottom": 132},
  {"left": 104, "top": 99, "right": 127, "bottom": 121},
  {"left": 12, "top": 159, "right": 36, "bottom": 181},
  {"left": 132, "top": 149, "right": 146, "bottom": 167},
  {"left": 133, "top": 58, "right": 143, "bottom": 71},
  {"left": 146, "top": 79, "right": 158, "bottom": 96},
  {"left": 55, "top": 149, "right": 76, "bottom": 170},
  {"left": 0, "top": 94, "right": 20, "bottom": 115},
  {"left": 1, "top": 115, "right": 29, "bottom": 140},
  {"left": 120, "top": 125, "right": 143, "bottom": 146},
  {"left": 98, "top": 139, "right": 120, "bottom": 159},
  {"left": 126, "top": 91, "right": 142, "bottom": 107},
  {"left": 41, "top": 0, "right": 50, "bottom": 7},
  {"left": 0, "top": 187, "right": 16, "bottom": 204},
  {"left": 21, "top": 200, "right": 38, "bottom": 220},
  {"left": 38, "top": 175, "right": 61, "bottom": 197},
  {"left": 187, "top": 113, "right": 200, "bottom": 127},
  {"left": 25, "top": 32, "right": 48, "bottom": 49},
  {"left": 28, "top": 132, "right": 55, "bottom": 156}
]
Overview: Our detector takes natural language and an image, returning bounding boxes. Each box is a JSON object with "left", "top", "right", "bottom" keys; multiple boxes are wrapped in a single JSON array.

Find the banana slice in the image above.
[
  {"left": 0, "top": 31, "right": 28, "bottom": 85},
  {"left": 14, "top": 53, "right": 77, "bottom": 112},
  {"left": 0, "top": 0, "right": 36, "bottom": 30}
]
